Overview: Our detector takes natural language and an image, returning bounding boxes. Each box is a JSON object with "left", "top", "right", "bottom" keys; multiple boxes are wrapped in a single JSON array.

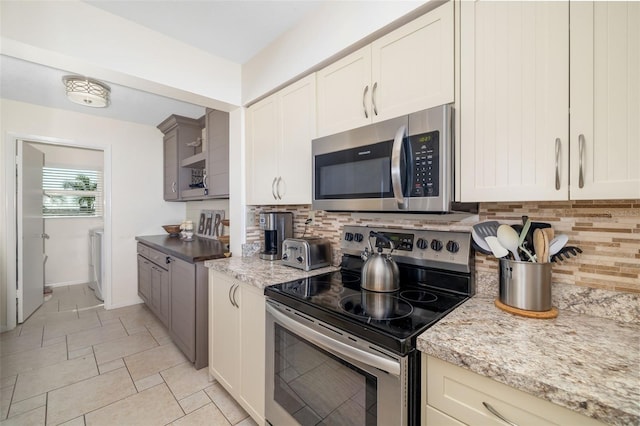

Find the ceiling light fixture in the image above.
[{"left": 62, "top": 75, "right": 111, "bottom": 108}]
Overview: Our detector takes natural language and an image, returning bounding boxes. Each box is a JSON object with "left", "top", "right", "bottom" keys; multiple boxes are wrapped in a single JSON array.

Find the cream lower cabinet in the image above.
[
  {"left": 422, "top": 355, "right": 604, "bottom": 426},
  {"left": 246, "top": 74, "right": 316, "bottom": 205},
  {"left": 316, "top": 1, "right": 454, "bottom": 138},
  {"left": 209, "top": 270, "right": 265, "bottom": 424},
  {"left": 459, "top": 1, "right": 640, "bottom": 202}
]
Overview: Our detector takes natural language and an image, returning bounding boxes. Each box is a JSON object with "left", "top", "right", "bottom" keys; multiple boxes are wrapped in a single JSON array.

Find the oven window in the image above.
[{"left": 274, "top": 324, "right": 377, "bottom": 425}]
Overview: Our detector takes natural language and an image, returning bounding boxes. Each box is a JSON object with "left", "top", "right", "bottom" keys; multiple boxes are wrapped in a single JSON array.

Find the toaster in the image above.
[{"left": 281, "top": 237, "right": 332, "bottom": 271}]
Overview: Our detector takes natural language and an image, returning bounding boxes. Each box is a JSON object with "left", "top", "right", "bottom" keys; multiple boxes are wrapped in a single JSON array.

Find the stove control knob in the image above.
[
  {"left": 296, "top": 256, "right": 303, "bottom": 263},
  {"left": 354, "top": 233, "right": 364, "bottom": 243},
  {"left": 430, "top": 239, "right": 443, "bottom": 251},
  {"left": 282, "top": 253, "right": 288, "bottom": 260},
  {"left": 446, "top": 240, "right": 460, "bottom": 253},
  {"left": 416, "top": 238, "right": 428, "bottom": 250},
  {"left": 344, "top": 232, "right": 354, "bottom": 241}
]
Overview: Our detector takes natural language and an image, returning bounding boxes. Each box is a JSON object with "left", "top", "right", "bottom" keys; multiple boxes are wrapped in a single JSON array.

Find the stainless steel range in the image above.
[{"left": 264, "top": 225, "right": 474, "bottom": 426}]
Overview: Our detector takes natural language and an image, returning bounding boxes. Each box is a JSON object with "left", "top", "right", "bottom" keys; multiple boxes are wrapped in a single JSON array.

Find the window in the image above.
[{"left": 43, "top": 167, "right": 103, "bottom": 217}]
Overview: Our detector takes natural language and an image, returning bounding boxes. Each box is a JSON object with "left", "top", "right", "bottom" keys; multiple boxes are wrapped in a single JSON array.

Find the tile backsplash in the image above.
[{"left": 247, "top": 200, "right": 640, "bottom": 294}]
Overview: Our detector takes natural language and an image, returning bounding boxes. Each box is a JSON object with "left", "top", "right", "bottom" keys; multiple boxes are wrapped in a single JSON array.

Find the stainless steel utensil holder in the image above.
[{"left": 499, "top": 259, "right": 552, "bottom": 311}]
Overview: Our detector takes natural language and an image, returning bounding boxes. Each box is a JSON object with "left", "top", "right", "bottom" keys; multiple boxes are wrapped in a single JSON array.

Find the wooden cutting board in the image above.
[{"left": 495, "top": 299, "right": 558, "bottom": 319}]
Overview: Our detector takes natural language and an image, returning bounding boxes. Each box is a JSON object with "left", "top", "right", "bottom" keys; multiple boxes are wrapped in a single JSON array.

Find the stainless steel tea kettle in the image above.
[{"left": 361, "top": 231, "right": 400, "bottom": 292}]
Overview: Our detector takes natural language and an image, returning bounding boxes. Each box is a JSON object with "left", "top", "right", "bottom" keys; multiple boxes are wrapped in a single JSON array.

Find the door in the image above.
[
  {"left": 459, "top": 1, "right": 569, "bottom": 202},
  {"left": 168, "top": 256, "right": 196, "bottom": 361},
  {"left": 371, "top": 1, "right": 454, "bottom": 122},
  {"left": 246, "top": 95, "right": 279, "bottom": 205},
  {"left": 570, "top": 1, "right": 640, "bottom": 200},
  {"left": 209, "top": 272, "right": 240, "bottom": 392},
  {"left": 17, "top": 142, "right": 45, "bottom": 323}
]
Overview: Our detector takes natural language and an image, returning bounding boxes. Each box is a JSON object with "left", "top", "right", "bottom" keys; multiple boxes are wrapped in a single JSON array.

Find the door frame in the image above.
[{"left": 4, "top": 133, "right": 112, "bottom": 330}]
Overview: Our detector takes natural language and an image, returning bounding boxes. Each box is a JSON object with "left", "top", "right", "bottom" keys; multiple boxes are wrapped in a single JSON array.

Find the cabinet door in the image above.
[
  {"left": 238, "top": 285, "right": 266, "bottom": 423},
  {"left": 163, "top": 130, "right": 179, "bottom": 201},
  {"left": 570, "top": 2, "right": 640, "bottom": 200},
  {"left": 151, "top": 265, "right": 170, "bottom": 328},
  {"left": 205, "top": 109, "right": 230, "bottom": 198},
  {"left": 372, "top": 1, "right": 454, "bottom": 122},
  {"left": 278, "top": 74, "right": 316, "bottom": 205},
  {"left": 137, "top": 255, "right": 152, "bottom": 303},
  {"left": 169, "top": 257, "right": 196, "bottom": 362},
  {"left": 459, "top": 1, "right": 569, "bottom": 202},
  {"left": 246, "top": 95, "right": 280, "bottom": 205},
  {"left": 209, "top": 271, "right": 240, "bottom": 392},
  {"left": 316, "top": 46, "right": 372, "bottom": 137}
]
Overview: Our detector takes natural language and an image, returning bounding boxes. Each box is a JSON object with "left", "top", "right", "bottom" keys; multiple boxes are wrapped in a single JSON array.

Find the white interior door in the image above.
[{"left": 17, "top": 141, "right": 45, "bottom": 323}]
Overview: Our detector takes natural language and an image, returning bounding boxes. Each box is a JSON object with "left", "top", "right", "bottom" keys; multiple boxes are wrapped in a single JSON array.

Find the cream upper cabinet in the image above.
[
  {"left": 570, "top": 2, "right": 640, "bottom": 200},
  {"left": 459, "top": 1, "right": 569, "bottom": 202},
  {"left": 246, "top": 74, "right": 316, "bottom": 205},
  {"left": 316, "top": 1, "right": 454, "bottom": 138}
]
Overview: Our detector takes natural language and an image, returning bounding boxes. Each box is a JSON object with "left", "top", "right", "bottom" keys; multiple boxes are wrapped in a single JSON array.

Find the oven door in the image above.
[{"left": 265, "top": 300, "right": 408, "bottom": 426}]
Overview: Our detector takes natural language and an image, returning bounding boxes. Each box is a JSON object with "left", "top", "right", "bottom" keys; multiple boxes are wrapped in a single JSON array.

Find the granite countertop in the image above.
[
  {"left": 204, "top": 255, "right": 338, "bottom": 289},
  {"left": 136, "top": 235, "right": 227, "bottom": 263},
  {"left": 417, "top": 295, "right": 640, "bottom": 425}
]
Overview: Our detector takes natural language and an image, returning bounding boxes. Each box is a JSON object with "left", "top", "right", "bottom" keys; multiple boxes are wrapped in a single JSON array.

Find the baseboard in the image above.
[
  {"left": 106, "top": 299, "right": 144, "bottom": 310},
  {"left": 46, "top": 280, "right": 90, "bottom": 288}
]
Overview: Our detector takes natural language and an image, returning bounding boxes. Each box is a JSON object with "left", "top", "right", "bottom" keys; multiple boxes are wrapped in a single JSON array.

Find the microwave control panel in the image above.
[{"left": 408, "top": 131, "right": 439, "bottom": 198}]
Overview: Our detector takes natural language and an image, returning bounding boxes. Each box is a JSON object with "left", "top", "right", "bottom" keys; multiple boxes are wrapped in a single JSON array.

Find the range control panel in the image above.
[{"left": 341, "top": 225, "right": 472, "bottom": 273}]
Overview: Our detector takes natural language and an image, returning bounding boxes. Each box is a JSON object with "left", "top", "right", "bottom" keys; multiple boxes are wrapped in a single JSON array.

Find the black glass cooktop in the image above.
[{"left": 264, "top": 269, "right": 469, "bottom": 355}]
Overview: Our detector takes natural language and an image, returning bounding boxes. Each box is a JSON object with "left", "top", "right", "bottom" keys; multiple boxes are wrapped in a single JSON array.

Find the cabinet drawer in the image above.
[
  {"left": 136, "top": 243, "right": 149, "bottom": 257},
  {"left": 138, "top": 244, "right": 168, "bottom": 267},
  {"left": 425, "top": 355, "right": 604, "bottom": 426}
]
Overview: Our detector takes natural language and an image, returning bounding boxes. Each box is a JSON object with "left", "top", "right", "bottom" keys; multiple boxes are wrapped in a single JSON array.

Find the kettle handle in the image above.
[{"left": 369, "top": 231, "right": 395, "bottom": 254}]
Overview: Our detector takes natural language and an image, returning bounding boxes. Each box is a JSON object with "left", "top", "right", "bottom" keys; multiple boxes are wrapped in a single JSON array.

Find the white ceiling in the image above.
[{"left": 0, "top": 1, "right": 325, "bottom": 126}]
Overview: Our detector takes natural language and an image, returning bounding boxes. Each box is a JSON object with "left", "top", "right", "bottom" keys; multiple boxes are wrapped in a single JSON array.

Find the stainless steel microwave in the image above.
[{"left": 312, "top": 104, "right": 459, "bottom": 213}]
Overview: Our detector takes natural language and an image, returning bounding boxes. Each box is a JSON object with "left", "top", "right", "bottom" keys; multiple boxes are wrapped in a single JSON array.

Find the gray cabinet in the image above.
[
  {"left": 157, "top": 110, "right": 229, "bottom": 201},
  {"left": 158, "top": 114, "right": 203, "bottom": 201},
  {"left": 136, "top": 242, "right": 208, "bottom": 369},
  {"left": 136, "top": 245, "right": 170, "bottom": 328}
]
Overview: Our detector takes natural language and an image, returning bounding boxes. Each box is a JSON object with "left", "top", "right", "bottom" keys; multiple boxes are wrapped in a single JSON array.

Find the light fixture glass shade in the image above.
[{"left": 62, "top": 76, "right": 110, "bottom": 108}]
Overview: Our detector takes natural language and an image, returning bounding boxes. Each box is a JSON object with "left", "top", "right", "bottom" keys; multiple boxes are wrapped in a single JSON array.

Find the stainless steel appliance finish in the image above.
[
  {"left": 264, "top": 225, "right": 475, "bottom": 425},
  {"left": 500, "top": 259, "right": 552, "bottom": 311},
  {"left": 281, "top": 237, "right": 331, "bottom": 271},
  {"left": 265, "top": 300, "right": 408, "bottom": 426},
  {"left": 360, "top": 232, "right": 400, "bottom": 292},
  {"left": 312, "top": 104, "right": 456, "bottom": 213},
  {"left": 259, "top": 211, "right": 293, "bottom": 261}
]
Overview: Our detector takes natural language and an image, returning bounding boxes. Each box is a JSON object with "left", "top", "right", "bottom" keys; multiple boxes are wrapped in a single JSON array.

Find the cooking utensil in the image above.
[
  {"left": 533, "top": 228, "right": 547, "bottom": 263},
  {"left": 513, "top": 222, "right": 552, "bottom": 253},
  {"left": 497, "top": 225, "right": 521, "bottom": 261},
  {"left": 548, "top": 234, "right": 569, "bottom": 256},
  {"left": 472, "top": 221, "right": 500, "bottom": 240},
  {"left": 551, "top": 246, "right": 583, "bottom": 262},
  {"left": 471, "top": 228, "right": 492, "bottom": 254},
  {"left": 361, "top": 231, "right": 400, "bottom": 292},
  {"left": 485, "top": 236, "right": 509, "bottom": 258}
]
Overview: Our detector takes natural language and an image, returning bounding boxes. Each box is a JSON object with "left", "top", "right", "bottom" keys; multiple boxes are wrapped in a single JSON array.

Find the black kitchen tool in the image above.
[
  {"left": 512, "top": 222, "right": 552, "bottom": 254},
  {"left": 551, "top": 246, "right": 583, "bottom": 262}
]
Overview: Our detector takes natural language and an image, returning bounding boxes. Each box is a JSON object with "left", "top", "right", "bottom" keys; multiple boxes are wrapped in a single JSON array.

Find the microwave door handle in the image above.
[{"left": 391, "top": 125, "right": 408, "bottom": 209}]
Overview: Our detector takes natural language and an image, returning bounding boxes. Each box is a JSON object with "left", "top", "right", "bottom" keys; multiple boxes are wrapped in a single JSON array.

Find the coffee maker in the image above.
[{"left": 259, "top": 212, "right": 293, "bottom": 261}]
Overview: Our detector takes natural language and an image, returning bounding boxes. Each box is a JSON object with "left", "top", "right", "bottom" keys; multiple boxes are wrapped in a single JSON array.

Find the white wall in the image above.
[
  {"left": 242, "top": 0, "right": 430, "bottom": 104},
  {"left": 1, "top": 99, "right": 186, "bottom": 328}
]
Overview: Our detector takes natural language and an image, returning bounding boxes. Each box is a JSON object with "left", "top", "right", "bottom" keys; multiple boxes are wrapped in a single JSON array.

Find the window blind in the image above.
[{"left": 42, "top": 167, "right": 103, "bottom": 217}]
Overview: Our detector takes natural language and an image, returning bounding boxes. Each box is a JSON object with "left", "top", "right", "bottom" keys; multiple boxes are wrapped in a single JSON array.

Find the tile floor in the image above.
[{"left": 0, "top": 284, "right": 256, "bottom": 426}]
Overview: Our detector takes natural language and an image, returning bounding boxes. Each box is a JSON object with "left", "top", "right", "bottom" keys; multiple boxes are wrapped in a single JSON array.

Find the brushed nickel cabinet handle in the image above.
[
  {"left": 555, "top": 138, "right": 561, "bottom": 190},
  {"left": 232, "top": 284, "right": 239, "bottom": 308},
  {"left": 372, "top": 82, "right": 378, "bottom": 116},
  {"left": 271, "top": 177, "right": 277, "bottom": 200},
  {"left": 578, "top": 134, "right": 585, "bottom": 188},
  {"left": 483, "top": 402, "right": 518, "bottom": 426},
  {"left": 362, "top": 85, "right": 369, "bottom": 119},
  {"left": 276, "top": 177, "right": 283, "bottom": 200},
  {"left": 171, "top": 181, "right": 177, "bottom": 193},
  {"left": 228, "top": 284, "right": 237, "bottom": 308}
]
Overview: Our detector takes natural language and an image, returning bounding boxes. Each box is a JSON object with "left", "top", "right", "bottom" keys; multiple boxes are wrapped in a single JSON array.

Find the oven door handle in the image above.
[
  {"left": 391, "top": 125, "right": 407, "bottom": 210},
  {"left": 267, "top": 302, "right": 400, "bottom": 377}
]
